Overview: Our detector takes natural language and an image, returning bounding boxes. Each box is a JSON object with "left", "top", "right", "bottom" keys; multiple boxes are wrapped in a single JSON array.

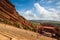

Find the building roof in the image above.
[{"left": 42, "top": 26, "right": 56, "bottom": 30}]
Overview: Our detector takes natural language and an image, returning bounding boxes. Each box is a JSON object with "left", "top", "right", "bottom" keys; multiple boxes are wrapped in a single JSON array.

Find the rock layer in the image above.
[{"left": 0, "top": 0, "right": 33, "bottom": 29}]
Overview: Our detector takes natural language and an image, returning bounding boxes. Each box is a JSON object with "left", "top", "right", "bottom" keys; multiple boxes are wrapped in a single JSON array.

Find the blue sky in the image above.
[{"left": 10, "top": 0, "right": 60, "bottom": 21}]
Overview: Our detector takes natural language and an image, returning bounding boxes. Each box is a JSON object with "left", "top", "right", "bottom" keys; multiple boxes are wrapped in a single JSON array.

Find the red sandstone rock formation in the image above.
[{"left": 0, "top": 0, "right": 33, "bottom": 30}]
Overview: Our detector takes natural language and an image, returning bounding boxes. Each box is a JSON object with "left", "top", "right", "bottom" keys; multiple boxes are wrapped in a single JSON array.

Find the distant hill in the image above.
[
  {"left": 29, "top": 20, "right": 60, "bottom": 23},
  {"left": 29, "top": 20, "right": 60, "bottom": 27}
]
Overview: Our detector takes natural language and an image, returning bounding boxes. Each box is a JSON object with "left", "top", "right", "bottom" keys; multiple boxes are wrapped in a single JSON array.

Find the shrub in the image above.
[
  {"left": 13, "top": 22, "right": 20, "bottom": 28},
  {"left": 0, "top": 19, "right": 4, "bottom": 22},
  {"left": 32, "top": 28, "right": 36, "bottom": 32},
  {"left": 23, "top": 26, "right": 31, "bottom": 30}
]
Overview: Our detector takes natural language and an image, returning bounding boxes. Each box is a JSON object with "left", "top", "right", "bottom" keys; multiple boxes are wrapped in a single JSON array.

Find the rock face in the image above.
[{"left": 0, "top": 0, "right": 33, "bottom": 29}]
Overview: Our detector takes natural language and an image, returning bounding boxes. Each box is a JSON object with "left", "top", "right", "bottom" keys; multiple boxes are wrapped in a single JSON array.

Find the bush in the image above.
[
  {"left": 32, "top": 28, "right": 36, "bottom": 32},
  {"left": 13, "top": 22, "right": 20, "bottom": 28},
  {"left": 23, "top": 26, "right": 28, "bottom": 30},
  {"left": 6, "top": 21, "right": 12, "bottom": 25},
  {"left": 23, "top": 26, "right": 31, "bottom": 30},
  {"left": 0, "top": 19, "right": 4, "bottom": 22}
]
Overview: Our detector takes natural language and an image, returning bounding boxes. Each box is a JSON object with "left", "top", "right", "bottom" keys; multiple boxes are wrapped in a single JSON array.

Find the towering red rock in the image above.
[{"left": 0, "top": 0, "right": 33, "bottom": 29}]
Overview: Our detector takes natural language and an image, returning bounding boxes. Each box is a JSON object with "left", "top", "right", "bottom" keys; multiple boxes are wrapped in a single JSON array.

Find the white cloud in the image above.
[
  {"left": 34, "top": 3, "right": 50, "bottom": 17},
  {"left": 34, "top": 3, "right": 59, "bottom": 21},
  {"left": 22, "top": 10, "right": 38, "bottom": 20},
  {"left": 25, "top": 10, "right": 36, "bottom": 18},
  {"left": 17, "top": 9, "right": 40, "bottom": 20},
  {"left": 17, "top": 3, "right": 60, "bottom": 21},
  {"left": 48, "top": 8, "right": 56, "bottom": 11},
  {"left": 25, "top": 10, "right": 32, "bottom": 15}
]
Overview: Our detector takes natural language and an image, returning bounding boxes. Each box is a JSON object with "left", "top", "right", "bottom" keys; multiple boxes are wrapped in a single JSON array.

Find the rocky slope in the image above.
[
  {"left": 0, "top": 23, "right": 57, "bottom": 40},
  {"left": 0, "top": 0, "right": 33, "bottom": 30}
]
